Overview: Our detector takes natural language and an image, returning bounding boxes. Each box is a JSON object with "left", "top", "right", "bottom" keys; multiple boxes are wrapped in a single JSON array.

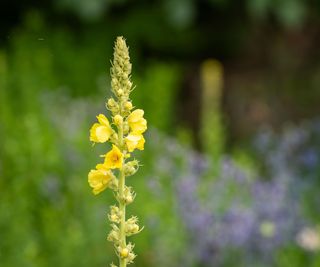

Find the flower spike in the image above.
[{"left": 88, "top": 36, "right": 146, "bottom": 267}]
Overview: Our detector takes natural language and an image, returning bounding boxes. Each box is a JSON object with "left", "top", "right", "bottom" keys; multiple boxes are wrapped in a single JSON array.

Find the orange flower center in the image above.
[{"left": 112, "top": 154, "right": 119, "bottom": 162}]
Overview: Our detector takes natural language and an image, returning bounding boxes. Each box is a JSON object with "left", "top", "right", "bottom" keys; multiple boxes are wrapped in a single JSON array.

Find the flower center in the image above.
[{"left": 112, "top": 154, "right": 119, "bottom": 162}]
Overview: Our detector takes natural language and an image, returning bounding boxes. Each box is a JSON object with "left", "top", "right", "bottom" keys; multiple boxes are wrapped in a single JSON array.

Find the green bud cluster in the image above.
[
  {"left": 117, "top": 242, "right": 136, "bottom": 264},
  {"left": 111, "top": 37, "right": 133, "bottom": 103},
  {"left": 124, "top": 160, "right": 139, "bottom": 176},
  {"left": 125, "top": 216, "right": 141, "bottom": 236}
]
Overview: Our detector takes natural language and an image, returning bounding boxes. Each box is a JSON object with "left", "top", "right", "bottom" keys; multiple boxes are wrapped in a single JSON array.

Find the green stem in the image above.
[
  {"left": 119, "top": 168, "right": 126, "bottom": 267},
  {"left": 118, "top": 116, "right": 126, "bottom": 267}
]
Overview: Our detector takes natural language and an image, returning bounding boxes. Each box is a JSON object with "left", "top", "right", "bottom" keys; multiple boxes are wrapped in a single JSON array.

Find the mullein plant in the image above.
[{"left": 88, "top": 36, "right": 147, "bottom": 267}]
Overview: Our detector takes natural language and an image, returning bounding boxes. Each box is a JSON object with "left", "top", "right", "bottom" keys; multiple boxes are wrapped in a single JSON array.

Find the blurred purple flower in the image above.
[{"left": 145, "top": 121, "right": 320, "bottom": 267}]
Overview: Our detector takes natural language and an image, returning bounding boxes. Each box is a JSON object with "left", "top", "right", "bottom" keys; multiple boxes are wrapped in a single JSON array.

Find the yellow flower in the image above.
[
  {"left": 127, "top": 109, "right": 147, "bottom": 134},
  {"left": 125, "top": 133, "right": 145, "bottom": 152},
  {"left": 90, "top": 114, "right": 113, "bottom": 143},
  {"left": 104, "top": 145, "right": 123, "bottom": 169},
  {"left": 88, "top": 164, "right": 114, "bottom": 195}
]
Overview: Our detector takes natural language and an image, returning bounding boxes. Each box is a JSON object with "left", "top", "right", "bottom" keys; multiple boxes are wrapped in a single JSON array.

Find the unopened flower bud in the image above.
[
  {"left": 108, "top": 176, "right": 118, "bottom": 191},
  {"left": 108, "top": 205, "right": 121, "bottom": 223},
  {"left": 107, "top": 98, "right": 116, "bottom": 108},
  {"left": 120, "top": 243, "right": 135, "bottom": 263},
  {"left": 111, "top": 205, "right": 119, "bottom": 213},
  {"left": 120, "top": 248, "right": 129, "bottom": 258},
  {"left": 116, "top": 66, "right": 122, "bottom": 75},
  {"left": 124, "top": 160, "right": 139, "bottom": 177},
  {"left": 113, "top": 115, "right": 123, "bottom": 126},
  {"left": 111, "top": 78, "right": 118, "bottom": 87},
  {"left": 107, "top": 230, "right": 119, "bottom": 242},
  {"left": 126, "top": 80, "right": 132, "bottom": 89},
  {"left": 125, "top": 216, "right": 140, "bottom": 236},
  {"left": 124, "top": 165, "right": 135, "bottom": 177},
  {"left": 127, "top": 252, "right": 136, "bottom": 263},
  {"left": 132, "top": 224, "right": 139, "bottom": 232},
  {"left": 117, "top": 89, "right": 123, "bottom": 96},
  {"left": 123, "top": 123, "right": 129, "bottom": 134},
  {"left": 125, "top": 194, "right": 133, "bottom": 204},
  {"left": 124, "top": 101, "right": 133, "bottom": 111},
  {"left": 122, "top": 73, "right": 129, "bottom": 80},
  {"left": 110, "top": 214, "right": 118, "bottom": 222},
  {"left": 126, "top": 63, "right": 132, "bottom": 74},
  {"left": 118, "top": 243, "right": 135, "bottom": 259},
  {"left": 121, "top": 186, "right": 135, "bottom": 204},
  {"left": 106, "top": 98, "right": 119, "bottom": 114}
]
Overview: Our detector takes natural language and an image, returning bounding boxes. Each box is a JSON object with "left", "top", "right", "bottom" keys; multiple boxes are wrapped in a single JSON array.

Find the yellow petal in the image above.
[
  {"left": 125, "top": 135, "right": 139, "bottom": 152},
  {"left": 137, "top": 135, "right": 145, "bottom": 150},
  {"left": 88, "top": 169, "right": 113, "bottom": 195},
  {"left": 90, "top": 122, "right": 113, "bottom": 143},
  {"left": 127, "top": 109, "right": 147, "bottom": 134},
  {"left": 96, "top": 163, "right": 108, "bottom": 170},
  {"left": 96, "top": 114, "right": 110, "bottom": 126},
  {"left": 90, "top": 123, "right": 100, "bottom": 142},
  {"left": 125, "top": 133, "right": 145, "bottom": 152},
  {"left": 96, "top": 126, "right": 112, "bottom": 142},
  {"left": 130, "top": 118, "right": 147, "bottom": 134},
  {"left": 126, "top": 134, "right": 141, "bottom": 142},
  {"left": 104, "top": 145, "right": 123, "bottom": 169},
  {"left": 128, "top": 109, "right": 144, "bottom": 123}
]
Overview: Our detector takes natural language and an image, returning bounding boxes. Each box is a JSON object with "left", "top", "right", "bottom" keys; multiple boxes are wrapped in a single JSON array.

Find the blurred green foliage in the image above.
[{"left": 0, "top": 13, "right": 185, "bottom": 267}]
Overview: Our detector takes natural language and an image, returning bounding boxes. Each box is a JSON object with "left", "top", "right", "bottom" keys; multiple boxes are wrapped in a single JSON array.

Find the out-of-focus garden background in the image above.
[{"left": 1, "top": 0, "right": 320, "bottom": 266}]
